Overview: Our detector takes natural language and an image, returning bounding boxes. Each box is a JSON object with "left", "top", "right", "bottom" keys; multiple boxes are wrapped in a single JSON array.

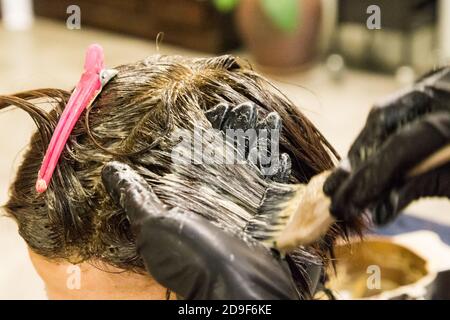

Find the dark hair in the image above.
[{"left": 2, "top": 55, "right": 361, "bottom": 298}]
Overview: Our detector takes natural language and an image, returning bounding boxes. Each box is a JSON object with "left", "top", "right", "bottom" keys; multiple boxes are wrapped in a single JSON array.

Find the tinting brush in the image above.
[{"left": 247, "top": 145, "right": 450, "bottom": 253}]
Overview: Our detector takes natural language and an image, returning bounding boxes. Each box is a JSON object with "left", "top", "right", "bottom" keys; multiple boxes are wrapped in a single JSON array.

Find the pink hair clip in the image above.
[{"left": 36, "top": 44, "right": 118, "bottom": 193}]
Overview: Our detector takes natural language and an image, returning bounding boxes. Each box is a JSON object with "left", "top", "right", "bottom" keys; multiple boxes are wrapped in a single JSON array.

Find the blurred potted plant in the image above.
[{"left": 214, "top": 0, "right": 322, "bottom": 72}]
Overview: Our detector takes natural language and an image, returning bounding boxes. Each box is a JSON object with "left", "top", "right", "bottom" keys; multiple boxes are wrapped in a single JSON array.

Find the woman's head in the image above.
[{"left": 2, "top": 55, "right": 357, "bottom": 298}]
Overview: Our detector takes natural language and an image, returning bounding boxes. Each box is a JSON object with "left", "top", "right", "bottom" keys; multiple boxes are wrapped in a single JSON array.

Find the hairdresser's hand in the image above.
[
  {"left": 324, "top": 68, "right": 450, "bottom": 225},
  {"left": 205, "top": 102, "right": 291, "bottom": 183},
  {"left": 101, "top": 161, "right": 299, "bottom": 300}
]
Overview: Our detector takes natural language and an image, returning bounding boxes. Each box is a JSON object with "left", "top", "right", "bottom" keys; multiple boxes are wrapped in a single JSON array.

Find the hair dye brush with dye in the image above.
[{"left": 248, "top": 145, "right": 450, "bottom": 253}]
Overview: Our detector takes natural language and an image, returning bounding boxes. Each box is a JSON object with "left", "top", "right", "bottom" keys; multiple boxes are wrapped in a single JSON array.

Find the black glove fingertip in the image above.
[
  {"left": 323, "top": 168, "right": 350, "bottom": 196},
  {"left": 257, "top": 112, "right": 282, "bottom": 131},
  {"left": 271, "top": 153, "right": 292, "bottom": 183},
  {"left": 101, "top": 161, "right": 122, "bottom": 204},
  {"left": 205, "top": 103, "right": 230, "bottom": 130},
  {"left": 372, "top": 192, "right": 400, "bottom": 226},
  {"left": 223, "top": 102, "right": 258, "bottom": 131},
  {"left": 102, "top": 161, "right": 166, "bottom": 225}
]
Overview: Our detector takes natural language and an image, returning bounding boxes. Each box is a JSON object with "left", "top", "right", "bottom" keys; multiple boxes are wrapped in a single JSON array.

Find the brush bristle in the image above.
[
  {"left": 244, "top": 183, "right": 303, "bottom": 241},
  {"left": 246, "top": 171, "right": 335, "bottom": 251}
]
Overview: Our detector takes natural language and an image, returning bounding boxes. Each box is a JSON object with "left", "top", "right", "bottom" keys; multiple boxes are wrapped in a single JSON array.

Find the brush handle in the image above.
[
  {"left": 407, "top": 144, "right": 450, "bottom": 177},
  {"left": 273, "top": 171, "right": 334, "bottom": 252}
]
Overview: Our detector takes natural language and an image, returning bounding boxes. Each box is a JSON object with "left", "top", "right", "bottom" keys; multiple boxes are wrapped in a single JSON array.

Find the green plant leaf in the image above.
[
  {"left": 260, "top": 0, "right": 300, "bottom": 33},
  {"left": 213, "top": 0, "right": 239, "bottom": 12}
]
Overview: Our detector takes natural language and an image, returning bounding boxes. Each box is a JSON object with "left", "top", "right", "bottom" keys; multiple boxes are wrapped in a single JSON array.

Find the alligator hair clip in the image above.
[{"left": 36, "top": 44, "right": 118, "bottom": 193}]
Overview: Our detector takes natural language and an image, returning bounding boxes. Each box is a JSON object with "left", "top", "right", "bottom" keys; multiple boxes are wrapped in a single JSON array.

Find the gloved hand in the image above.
[
  {"left": 324, "top": 68, "right": 450, "bottom": 225},
  {"left": 101, "top": 161, "right": 300, "bottom": 300},
  {"left": 205, "top": 102, "right": 292, "bottom": 182}
]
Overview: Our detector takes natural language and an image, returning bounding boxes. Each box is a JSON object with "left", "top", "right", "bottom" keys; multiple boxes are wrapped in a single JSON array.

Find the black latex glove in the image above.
[
  {"left": 324, "top": 68, "right": 450, "bottom": 225},
  {"left": 101, "top": 161, "right": 300, "bottom": 300},
  {"left": 205, "top": 102, "right": 292, "bottom": 183}
]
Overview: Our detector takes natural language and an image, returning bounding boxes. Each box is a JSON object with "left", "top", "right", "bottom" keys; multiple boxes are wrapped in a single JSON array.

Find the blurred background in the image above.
[{"left": 0, "top": 0, "right": 449, "bottom": 299}]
